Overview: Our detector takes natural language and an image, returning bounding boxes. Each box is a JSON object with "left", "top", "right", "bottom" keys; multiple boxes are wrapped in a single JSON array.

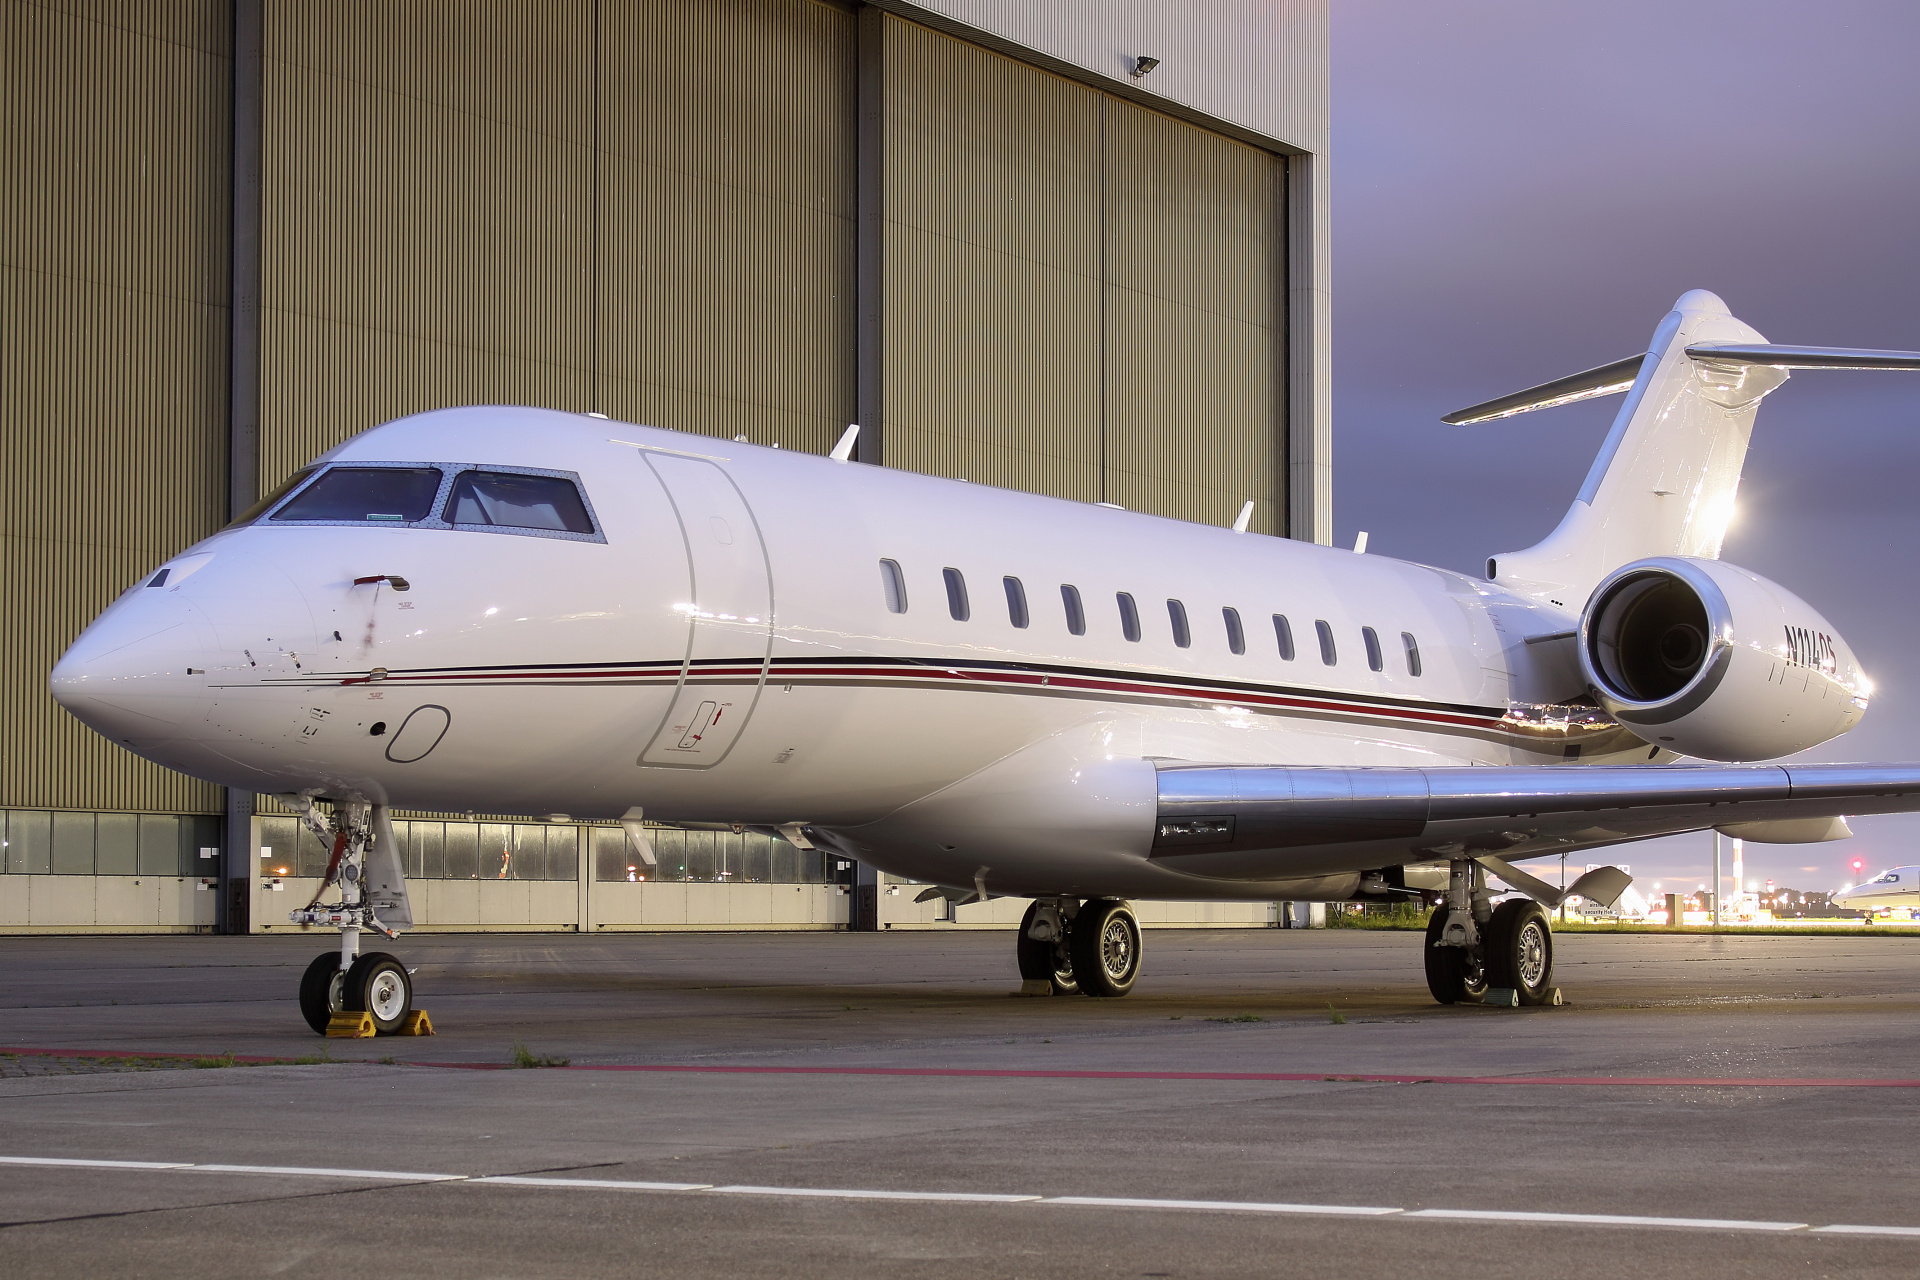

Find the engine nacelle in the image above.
[{"left": 1578, "top": 557, "right": 1869, "bottom": 761}]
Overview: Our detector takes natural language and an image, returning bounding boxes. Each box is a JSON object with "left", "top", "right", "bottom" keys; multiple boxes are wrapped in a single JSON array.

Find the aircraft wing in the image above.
[{"left": 1150, "top": 763, "right": 1920, "bottom": 895}]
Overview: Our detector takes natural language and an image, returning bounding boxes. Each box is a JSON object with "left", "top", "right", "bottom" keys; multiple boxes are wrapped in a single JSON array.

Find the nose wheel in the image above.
[{"left": 285, "top": 798, "right": 416, "bottom": 1035}]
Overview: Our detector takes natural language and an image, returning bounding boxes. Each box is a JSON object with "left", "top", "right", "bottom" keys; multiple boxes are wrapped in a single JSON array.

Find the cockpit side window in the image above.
[
  {"left": 227, "top": 467, "right": 317, "bottom": 528},
  {"left": 445, "top": 470, "right": 595, "bottom": 534},
  {"left": 272, "top": 467, "right": 443, "bottom": 523}
]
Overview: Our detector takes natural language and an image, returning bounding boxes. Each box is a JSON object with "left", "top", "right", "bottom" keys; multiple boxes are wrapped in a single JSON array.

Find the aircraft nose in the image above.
[{"left": 51, "top": 591, "right": 219, "bottom": 748}]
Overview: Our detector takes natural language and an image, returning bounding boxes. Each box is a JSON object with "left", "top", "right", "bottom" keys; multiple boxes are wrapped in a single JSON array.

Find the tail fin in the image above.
[{"left": 1468, "top": 290, "right": 1920, "bottom": 610}]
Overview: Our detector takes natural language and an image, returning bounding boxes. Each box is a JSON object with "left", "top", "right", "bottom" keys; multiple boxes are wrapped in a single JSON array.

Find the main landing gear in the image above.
[
  {"left": 286, "top": 799, "right": 416, "bottom": 1035},
  {"left": 1017, "top": 897, "right": 1144, "bottom": 997},
  {"left": 1424, "top": 859, "right": 1556, "bottom": 1006}
]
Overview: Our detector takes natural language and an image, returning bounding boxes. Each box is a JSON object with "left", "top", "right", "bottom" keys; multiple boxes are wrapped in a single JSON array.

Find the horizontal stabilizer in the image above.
[
  {"left": 1443, "top": 355, "right": 1645, "bottom": 425},
  {"left": 1685, "top": 343, "right": 1920, "bottom": 370}
]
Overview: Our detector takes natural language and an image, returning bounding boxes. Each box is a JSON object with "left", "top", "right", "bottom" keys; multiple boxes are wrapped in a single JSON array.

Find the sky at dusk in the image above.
[{"left": 1329, "top": 1, "right": 1920, "bottom": 893}]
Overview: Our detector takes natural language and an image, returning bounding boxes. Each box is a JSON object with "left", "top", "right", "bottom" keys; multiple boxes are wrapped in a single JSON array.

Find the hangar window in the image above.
[
  {"left": 1223, "top": 607, "right": 1246, "bottom": 655},
  {"left": 1061, "top": 584, "right": 1086, "bottom": 636},
  {"left": 1315, "top": 619, "right": 1337, "bottom": 666},
  {"left": 1402, "top": 631, "right": 1423, "bottom": 677},
  {"left": 1362, "top": 626, "right": 1384, "bottom": 672},
  {"left": 1004, "top": 576, "right": 1029, "bottom": 628},
  {"left": 1273, "top": 614, "right": 1295, "bottom": 661},
  {"left": 446, "top": 470, "right": 594, "bottom": 534},
  {"left": 943, "top": 567, "right": 970, "bottom": 621},
  {"left": 1167, "top": 599, "right": 1191, "bottom": 649},
  {"left": 879, "top": 559, "right": 907, "bottom": 613},
  {"left": 1117, "top": 592, "right": 1141, "bottom": 642},
  {"left": 273, "top": 467, "right": 443, "bottom": 524}
]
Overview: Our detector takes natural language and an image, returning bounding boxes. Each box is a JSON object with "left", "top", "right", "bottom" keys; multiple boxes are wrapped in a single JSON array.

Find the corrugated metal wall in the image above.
[
  {"left": 879, "top": 13, "right": 1285, "bottom": 531},
  {"left": 259, "top": 0, "right": 856, "bottom": 495},
  {"left": 1, "top": 0, "right": 230, "bottom": 813}
]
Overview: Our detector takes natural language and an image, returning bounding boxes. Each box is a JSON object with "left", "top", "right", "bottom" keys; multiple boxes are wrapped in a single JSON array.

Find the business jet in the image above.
[
  {"left": 49, "top": 289, "right": 1920, "bottom": 1034},
  {"left": 1833, "top": 867, "right": 1920, "bottom": 914}
]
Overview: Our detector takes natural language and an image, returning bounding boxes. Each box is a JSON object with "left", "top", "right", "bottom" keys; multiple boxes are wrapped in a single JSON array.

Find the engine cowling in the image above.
[{"left": 1577, "top": 557, "right": 1869, "bottom": 761}]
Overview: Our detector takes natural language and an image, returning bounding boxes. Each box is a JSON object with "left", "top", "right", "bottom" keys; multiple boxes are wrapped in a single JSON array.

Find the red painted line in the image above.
[{"left": 402, "top": 1061, "right": 1920, "bottom": 1087}]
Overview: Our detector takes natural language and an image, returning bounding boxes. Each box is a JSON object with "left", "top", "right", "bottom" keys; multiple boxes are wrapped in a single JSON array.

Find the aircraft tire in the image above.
[
  {"left": 1070, "top": 898, "right": 1142, "bottom": 998},
  {"left": 344, "top": 952, "right": 413, "bottom": 1034},
  {"left": 1483, "top": 899, "right": 1554, "bottom": 1004},
  {"left": 298, "top": 952, "right": 346, "bottom": 1035},
  {"left": 1423, "top": 907, "right": 1486, "bottom": 1005},
  {"left": 1016, "top": 901, "right": 1078, "bottom": 995}
]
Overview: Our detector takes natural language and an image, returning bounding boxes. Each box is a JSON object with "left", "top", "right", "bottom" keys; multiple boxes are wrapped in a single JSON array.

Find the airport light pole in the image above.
[{"left": 1712, "top": 831, "right": 1723, "bottom": 926}]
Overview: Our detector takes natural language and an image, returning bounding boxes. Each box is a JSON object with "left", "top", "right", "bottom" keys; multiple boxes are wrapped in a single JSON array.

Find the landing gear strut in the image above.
[
  {"left": 286, "top": 798, "right": 416, "bottom": 1034},
  {"left": 1425, "top": 859, "right": 1557, "bottom": 1006},
  {"left": 1016, "top": 897, "right": 1144, "bottom": 998}
]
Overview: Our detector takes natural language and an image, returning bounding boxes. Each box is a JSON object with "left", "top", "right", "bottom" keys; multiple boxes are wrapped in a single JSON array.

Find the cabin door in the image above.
[{"left": 638, "top": 453, "right": 774, "bottom": 768}]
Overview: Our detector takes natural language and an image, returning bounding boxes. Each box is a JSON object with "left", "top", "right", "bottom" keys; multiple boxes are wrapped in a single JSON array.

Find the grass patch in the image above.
[
  {"left": 1204, "top": 1014, "right": 1265, "bottom": 1024},
  {"left": 509, "top": 1041, "right": 571, "bottom": 1069},
  {"left": 1326, "top": 1003, "right": 1347, "bottom": 1025}
]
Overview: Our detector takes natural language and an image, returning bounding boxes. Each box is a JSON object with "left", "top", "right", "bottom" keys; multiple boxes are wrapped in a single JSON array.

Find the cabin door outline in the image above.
[{"left": 638, "top": 453, "right": 774, "bottom": 768}]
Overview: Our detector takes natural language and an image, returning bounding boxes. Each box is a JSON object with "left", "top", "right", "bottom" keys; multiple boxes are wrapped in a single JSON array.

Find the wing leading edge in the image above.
[{"left": 1150, "top": 763, "right": 1920, "bottom": 891}]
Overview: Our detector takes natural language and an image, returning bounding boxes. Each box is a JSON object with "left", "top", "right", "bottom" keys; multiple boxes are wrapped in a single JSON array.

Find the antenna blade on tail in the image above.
[
  {"left": 1685, "top": 343, "right": 1920, "bottom": 371},
  {"left": 1443, "top": 355, "right": 1646, "bottom": 425}
]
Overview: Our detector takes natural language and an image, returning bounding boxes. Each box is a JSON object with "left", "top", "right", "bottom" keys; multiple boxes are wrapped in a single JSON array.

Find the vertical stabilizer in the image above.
[{"left": 1487, "top": 291, "right": 1787, "bottom": 610}]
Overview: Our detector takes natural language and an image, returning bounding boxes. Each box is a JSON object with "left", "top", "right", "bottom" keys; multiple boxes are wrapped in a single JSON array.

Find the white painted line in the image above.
[
  {"left": 0, "top": 1155, "right": 1913, "bottom": 1238},
  {"left": 709, "top": 1185, "right": 1042, "bottom": 1205},
  {"left": 1408, "top": 1208, "right": 1808, "bottom": 1232},
  {"left": 1047, "top": 1196, "right": 1402, "bottom": 1217},
  {"left": 0, "top": 1156, "right": 190, "bottom": 1171},
  {"left": 191, "top": 1163, "right": 467, "bottom": 1182},
  {"left": 475, "top": 1175, "right": 713, "bottom": 1192}
]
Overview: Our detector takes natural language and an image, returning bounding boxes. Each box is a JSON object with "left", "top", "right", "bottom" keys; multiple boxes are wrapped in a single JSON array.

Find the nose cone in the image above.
[{"left": 51, "top": 590, "right": 218, "bottom": 751}]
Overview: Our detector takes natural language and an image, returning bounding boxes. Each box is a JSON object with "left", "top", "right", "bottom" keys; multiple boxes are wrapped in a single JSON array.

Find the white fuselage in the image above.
[
  {"left": 1833, "top": 867, "right": 1920, "bottom": 912},
  {"left": 53, "top": 408, "right": 1670, "bottom": 899}
]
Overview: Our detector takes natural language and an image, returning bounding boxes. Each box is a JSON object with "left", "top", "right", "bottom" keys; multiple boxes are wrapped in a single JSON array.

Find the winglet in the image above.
[{"left": 829, "top": 423, "right": 860, "bottom": 461}]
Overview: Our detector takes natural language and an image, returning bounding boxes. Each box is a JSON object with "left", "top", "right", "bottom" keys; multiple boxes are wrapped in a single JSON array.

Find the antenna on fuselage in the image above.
[
  {"left": 1231, "top": 500, "right": 1254, "bottom": 533},
  {"left": 829, "top": 423, "right": 860, "bottom": 462}
]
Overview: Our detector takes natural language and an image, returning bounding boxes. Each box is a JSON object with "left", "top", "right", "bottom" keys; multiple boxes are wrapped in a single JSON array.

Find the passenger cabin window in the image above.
[
  {"left": 273, "top": 467, "right": 443, "bottom": 523},
  {"left": 1362, "top": 626, "right": 1384, "bottom": 672},
  {"left": 1223, "top": 607, "right": 1246, "bottom": 655},
  {"left": 1315, "top": 619, "right": 1337, "bottom": 666},
  {"left": 447, "top": 470, "right": 593, "bottom": 534},
  {"left": 1167, "top": 599, "right": 1191, "bottom": 649},
  {"left": 878, "top": 559, "right": 907, "bottom": 614},
  {"left": 1273, "top": 614, "right": 1295, "bottom": 661},
  {"left": 1061, "top": 584, "right": 1086, "bottom": 636},
  {"left": 1117, "top": 592, "right": 1141, "bottom": 642},
  {"left": 1004, "top": 576, "right": 1029, "bottom": 628},
  {"left": 1402, "top": 631, "right": 1423, "bottom": 677},
  {"left": 943, "top": 567, "right": 970, "bottom": 621}
]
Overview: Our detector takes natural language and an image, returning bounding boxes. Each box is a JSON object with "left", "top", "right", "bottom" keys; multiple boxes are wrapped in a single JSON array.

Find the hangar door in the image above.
[{"left": 877, "top": 14, "right": 1286, "bottom": 535}]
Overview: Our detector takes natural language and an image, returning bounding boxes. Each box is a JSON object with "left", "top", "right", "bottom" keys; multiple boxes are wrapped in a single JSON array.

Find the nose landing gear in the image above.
[
  {"left": 285, "top": 797, "right": 417, "bottom": 1035},
  {"left": 1015, "top": 897, "right": 1144, "bottom": 997}
]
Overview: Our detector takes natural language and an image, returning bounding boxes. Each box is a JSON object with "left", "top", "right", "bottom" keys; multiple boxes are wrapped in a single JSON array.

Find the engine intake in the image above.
[{"left": 1578, "top": 557, "right": 1867, "bottom": 761}]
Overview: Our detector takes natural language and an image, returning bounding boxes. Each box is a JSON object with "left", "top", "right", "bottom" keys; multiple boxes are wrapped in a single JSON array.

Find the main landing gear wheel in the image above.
[
  {"left": 345, "top": 952, "right": 413, "bottom": 1034},
  {"left": 298, "top": 952, "right": 347, "bottom": 1034},
  {"left": 1423, "top": 906, "right": 1487, "bottom": 1006},
  {"left": 1017, "top": 901, "right": 1079, "bottom": 994},
  {"left": 1071, "top": 898, "right": 1143, "bottom": 998},
  {"left": 1483, "top": 899, "right": 1555, "bottom": 1005}
]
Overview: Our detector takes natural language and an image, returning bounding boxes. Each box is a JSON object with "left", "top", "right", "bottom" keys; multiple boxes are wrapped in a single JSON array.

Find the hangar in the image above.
[{"left": 1, "top": 0, "right": 1330, "bottom": 933}]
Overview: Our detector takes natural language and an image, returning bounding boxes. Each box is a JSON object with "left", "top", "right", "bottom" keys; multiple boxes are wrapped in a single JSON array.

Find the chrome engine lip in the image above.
[{"left": 1577, "top": 556, "right": 1735, "bottom": 723}]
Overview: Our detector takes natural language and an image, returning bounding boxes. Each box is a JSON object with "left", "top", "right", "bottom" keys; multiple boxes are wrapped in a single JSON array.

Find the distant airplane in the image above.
[
  {"left": 47, "top": 290, "right": 1920, "bottom": 1033},
  {"left": 1833, "top": 867, "right": 1920, "bottom": 913}
]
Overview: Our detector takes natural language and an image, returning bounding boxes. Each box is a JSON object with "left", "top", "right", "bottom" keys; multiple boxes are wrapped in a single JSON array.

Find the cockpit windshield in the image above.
[
  {"left": 445, "top": 470, "right": 594, "bottom": 534},
  {"left": 271, "top": 467, "right": 444, "bottom": 523}
]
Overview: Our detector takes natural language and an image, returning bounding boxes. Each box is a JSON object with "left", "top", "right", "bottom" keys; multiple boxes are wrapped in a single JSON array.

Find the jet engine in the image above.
[{"left": 1577, "top": 557, "right": 1869, "bottom": 761}]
